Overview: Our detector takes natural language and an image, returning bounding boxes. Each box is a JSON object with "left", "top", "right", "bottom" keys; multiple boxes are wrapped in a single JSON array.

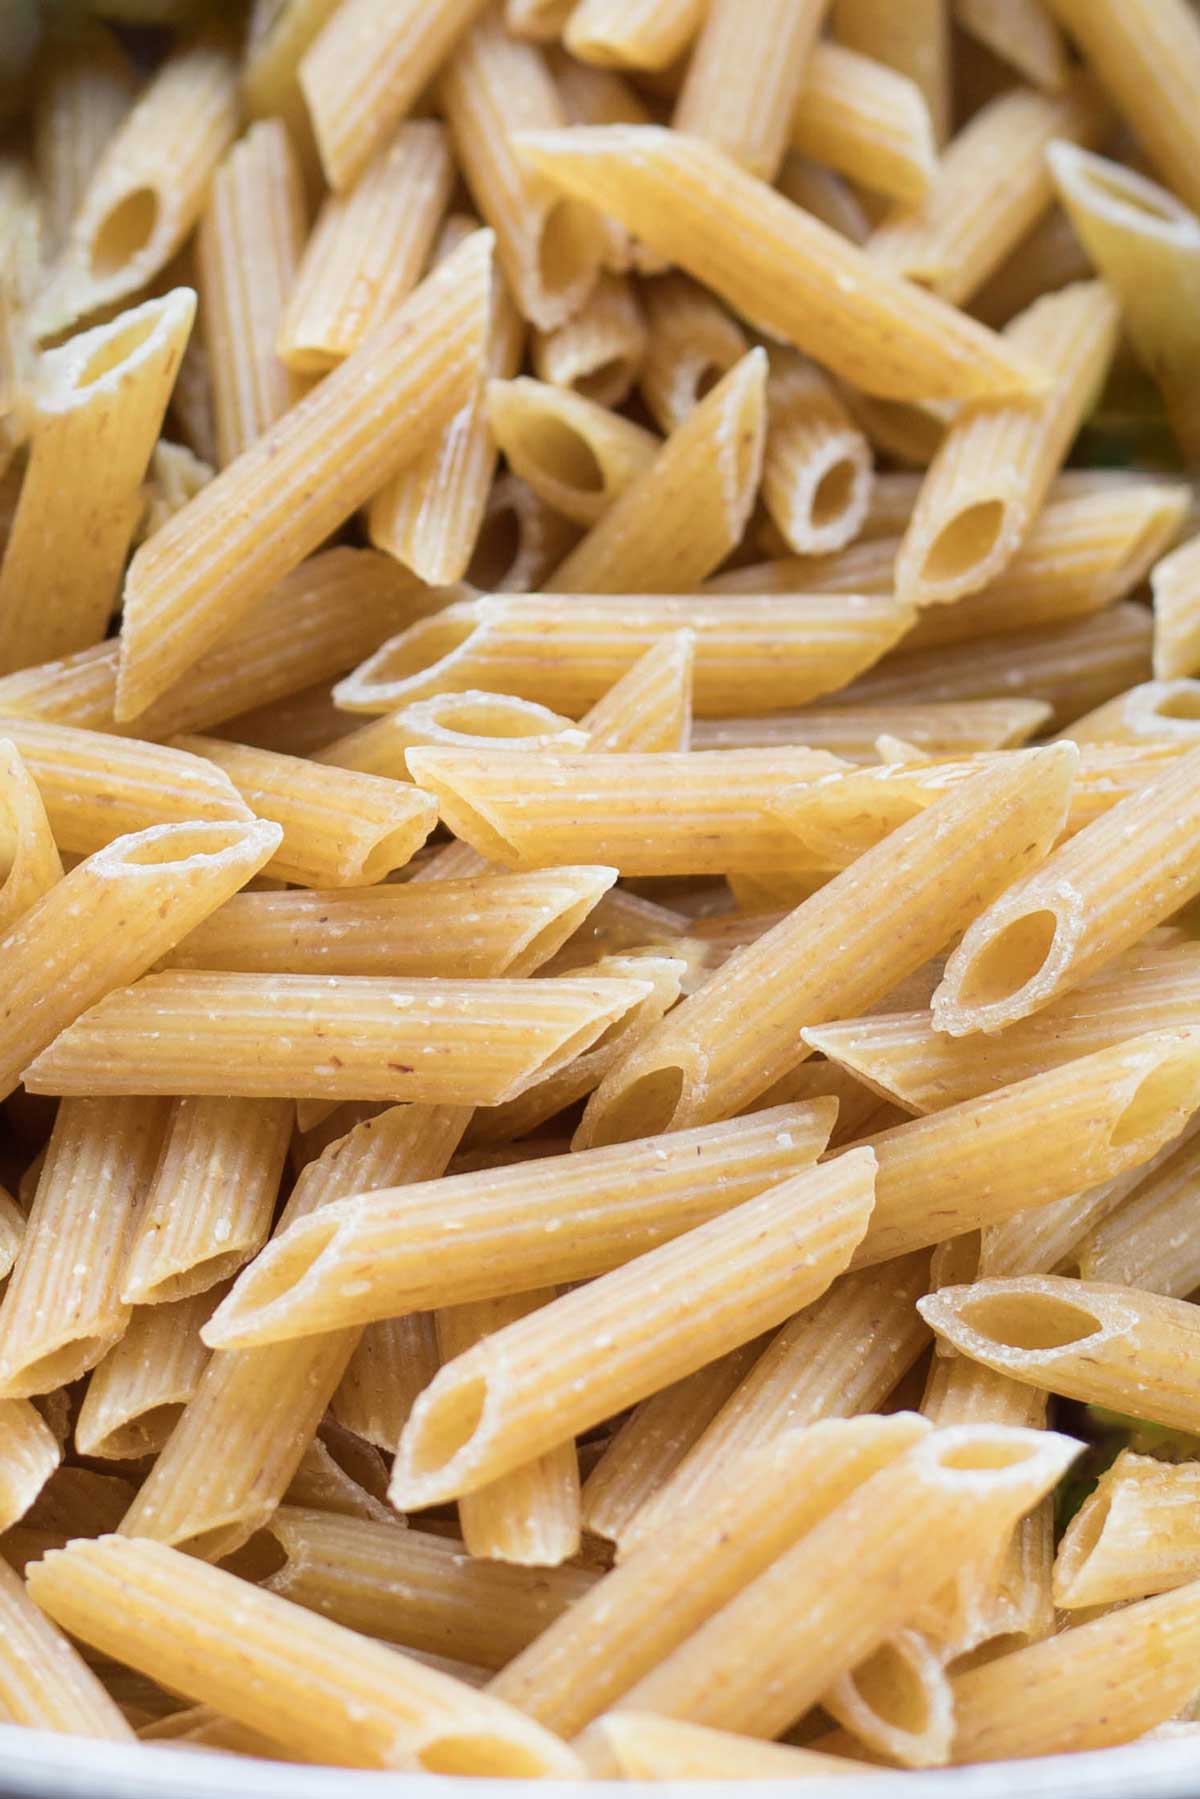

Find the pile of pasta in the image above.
[{"left": 0, "top": 0, "right": 1199, "bottom": 1783}]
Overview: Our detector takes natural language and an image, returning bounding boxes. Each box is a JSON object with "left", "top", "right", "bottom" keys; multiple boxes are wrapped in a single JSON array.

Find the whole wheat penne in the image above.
[
  {"left": 407, "top": 745, "right": 845, "bottom": 874},
  {"left": 791, "top": 42, "right": 937, "bottom": 205},
  {"left": 920, "top": 1276, "right": 1200, "bottom": 1433},
  {"left": 0, "top": 1557, "right": 132, "bottom": 1741},
  {"left": 437, "top": 1293, "right": 581, "bottom": 1566},
  {"left": 333, "top": 592, "right": 914, "bottom": 720},
  {"left": 576, "top": 746, "right": 1075, "bottom": 1145},
  {"left": 625, "top": 1255, "right": 931, "bottom": 1551},
  {"left": 576, "top": 630, "right": 693, "bottom": 753},
  {"left": 896, "top": 283, "right": 1120, "bottom": 609},
  {"left": 485, "top": 376, "right": 657, "bottom": 527},
  {"left": 279, "top": 124, "right": 453, "bottom": 373},
  {"left": 318, "top": 692, "right": 586, "bottom": 779},
  {"left": 1048, "top": 145, "right": 1200, "bottom": 466},
  {"left": 332, "top": 1314, "right": 440, "bottom": 1455},
  {"left": 237, "top": 0, "right": 345, "bottom": 169},
  {"left": 0, "top": 1097, "right": 168, "bottom": 1397},
  {"left": 196, "top": 119, "right": 306, "bottom": 467},
  {"left": 265, "top": 1508, "right": 593, "bottom": 1665},
  {"left": 1055, "top": 1452, "right": 1200, "bottom": 1609},
  {"left": 117, "top": 1104, "right": 469, "bottom": 1560},
  {"left": 672, "top": 0, "right": 825, "bottom": 182},
  {"left": 638, "top": 275, "right": 747, "bottom": 437},
  {"left": 580, "top": 1342, "right": 766, "bottom": 1549},
  {"left": 206, "top": 1103, "right": 836, "bottom": 1348},
  {"left": 1066, "top": 679, "right": 1200, "bottom": 749},
  {"left": 515, "top": 127, "right": 1044, "bottom": 402},
  {"left": 807, "top": 941, "right": 1200, "bottom": 1113},
  {"left": 1044, "top": 0, "right": 1200, "bottom": 214},
  {"left": 564, "top": 0, "right": 703, "bottom": 70},
  {"left": 616, "top": 1425, "right": 1076, "bottom": 1738},
  {"left": 492, "top": 1413, "right": 926, "bottom": 1735},
  {"left": 27, "top": 1537, "right": 580, "bottom": 1775},
  {"left": 868, "top": 82, "right": 1105, "bottom": 307},
  {"left": 822, "top": 1630, "right": 954, "bottom": 1770},
  {"left": 32, "top": 23, "right": 136, "bottom": 260},
  {"left": 1153, "top": 536, "right": 1200, "bottom": 683},
  {"left": 831, "top": 0, "right": 950, "bottom": 142},
  {"left": 389, "top": 1152, "right": 875, "bottom": 1509},
  {"left": 692, "top": 698, "right": 1051, "bottom": 760},
  {"left": 761, "top": 349, "right": 873, "bottom": 557},
  {"left": 546, "top": 348, "right": 767, "bottom": 593},
  {"left": 167, "top": 867, "right": 615, "bottom": 980},
  {"left": 0, "top": 817, "right": 279, "bottom": 1105},
  {"left": 1079, "top": 1129, "right": 1200, "bottom": 1298},
  {"left": 34, "top": 34, "right": 238, "bottom": 341},
  {"left": 955, "top": 0, "right": 1067, "bottom": 89},
  {"left": 121, "top": 1098, "right": 292, "bottom": 1307},
  {"left": 0, "top": 1400, "right": 59, "bottom": 1534},
  {"left": 950, "top": 1580, "right": 1200, "bottom": 1760},
  {"left": 581, "top": 1714, "right": 869, "bottom": 1780},
  {"left": 173, "top": 735, "right": 437, "bottom": 887},
  {"left": 532, "top": 272, "right": 647, "bottom": 407},
  {"left": 776, "top": 152, "right": 872, "bottom": 244},
  {"left": 0, "top": 290, "right": 195, "bottom": 673},
  {"left": 74, "top": 1291, "right": 220, "bottom": 1460},
  {"left": 27, "top": 971, "right": 650, "bottom": 1106},
  {"left": 115, "top": 229, "right": 492, "bottom": 722},
  {"left": 284, "top": 1428, "right": 394, "bottom": 1526},
  {"left": 0, "top": 739, "right": 62, "bottom": 932},
  {"left": 934, "top": 745, "right": 1200, "bottom": 1034},
  {"left": 851, "top": 1032, "right": 1200, "bottom": 1267}
]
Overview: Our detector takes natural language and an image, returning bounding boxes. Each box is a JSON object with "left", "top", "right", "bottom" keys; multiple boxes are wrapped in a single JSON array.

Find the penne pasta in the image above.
[
  {"left": 515, "top": 126, "right": 1048, "bottom": 401},
  {"left": 672, "top": 0, "right": 826, "bottom": 182},
  {"left": 575, "top": 630, "right": 693, "bottom": 754},
  {"left": 332, "top": 1313, "right": 441, "bottom": 1454},
  {"left": 1080, "top": 1130, "right": 1200, "bottom": 1299},
  {"left": 1055, "top": 1451, "right": 1200, "bottom": 1609},
  {"left": 27, "top": 1537, "right": 581, "bottom": 1775},
  {"left": 532, "top": 272, "right": 646, "bottom": 407},
  {"left": 32, "top": 23, "right": 137, "bottom": 261},
  {"left": 576, "top": 746, "right": 1075, "bottom": 1144},
  {"left": 466, "top": 472, "right": 579, "bottom": 591},
  {"left": 0, "top": 1400, "right": 60, "bottom": 1535},
  {"left": 954, "top": 0, "right": 1067, "bottom": 91},
  {"left": 196, "top": 118, "right": 307, "bottom": 466},
  {"left": 316, "top": 688, "right": 584, "bottom": 776},
  {"left": 564, "top": 0, "right": 704, "bottom": 71},
  {"left": 0, "top": 738, "right": 63, "bottom": 933},
  {"left": 638, "top": 274, "right": 746, "bottom": 437},
  {"left": 545, "top": 349, "right": 767, "bottom": 593},
  {"left": 1066, "top": 678, "right": 1200, "bottom": 749},
  {"left": 0, "top": 290, "right": 195, "bottom": 673},
  {"left": 1152, "top": 535, "right": 1200, "bottom": 682},
  {"left": 821, "top": 1630, "right": 955, "bottom": 1769},
  {"left": 0, "top": 1556, "right": 132, "bottom": 1741},
  {"left": 240, "top": 0, "right": 340, "bottom": 178},
  {"left": 868, "top": 82, "right": 1106, "bottom": 306},
  {"left": 692, "top": 698, "right": 1051, "bottom": 760},
  {"left": 115, "top": 228, "right": 492, "bottom": 722},
  {"left": 0, "top": 1096, "right": 168, "bottom": 1397},
  {"left": 831, "top": 0, "right": 950, "bottom": 143},
  {"left": 790, "top": 42, "right": 938, "bottom": 205},
  {"left": 761, "top": 349, "right": 873, "bottom": 556},
  {"left": 34, "top": 33, "right": 238, "bottom": 340},
  {"left": 204, "top": 1103, "right": 837, "bottom": 1347},
  {"left": 278, "top": 123, "right": 453, "bottom": 373},
  {"left": 485, "top": 376, "right": 657, "bottom": 526},
  {"left": 74, "top": 1291, "right": 220, "bottom": 1460}
]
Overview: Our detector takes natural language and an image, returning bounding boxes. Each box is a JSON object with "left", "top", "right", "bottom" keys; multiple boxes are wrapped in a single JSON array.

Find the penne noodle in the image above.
[
  {"left": 74, "top": 1291, "right": 220, "bottom": 1460},
  {"left": 545, "top": 348, "right": 767, "bottom": 593},
  {"left": 173, "top": 735, "right": 437, "bottom": 887},
  {"left": 1153, "top": 535, "right": 1200, "bottom": 682},
  {"left": 868, "top": 82, "right": 1106, "bottom": 306},
  {"left": 167, "top": 866, "right": 615, "bottom": 979},
  {"left": 564, "top": 0, "right": 704, "bottom": 71},
  {"left": 615, "top": 1424, "right": 1076, "bottom": 1738},
  {"left": 485, "top": 376, "right": 657, "bottom": 526},
  {"left": 949, "top": 1580, "right": 1200, "bottom": 1760},
  {"left": 638, "top": 274, "right": 747, "bottom": 437},
  {"left": 283, "top": 1429, "right": 394, "bottom": 1525},
  {"left": 197, "top": 118, "right": 307, "bottom": 467},
  {"left": 240, "top": 0, "right": 341, "bottom": 174},
  {"left": 279, "top": 123, "right": 453, "bottom": 373},
  {"left": 576, "top": 746, "right": 1075, "bottom": 1144},
  {"left": 332, "top": 591, "right": 915, "bottom": 720},
  {"left": 576, "top": 630, "right": 693, "bottom": 754},
  {"left": 332, "top": 1313, "right": 441, "bottom": 1454},
  {"left": 1055, "top": 1452, "right": 1200, "bottom": 1609},
  {"left": 1065, "top": 678, "right": 1200, "bottom": 749},
  {"left": 790, "top": 42, "right": 938, "bottom": 205},
  {"left": 1043, "top": 0, "right": 1200, "bottom": 214},
  {"left": 692, "top": 698, "right": 1051, "bottom": 760},
  {"left": 1080, "top": 1130, "right": 1200, "bottom": 1298},
  {"left": 934, "top": 746, "right": 1200, "bottom": 1035},
  {"left": 27, "top": 970, "right": 651, "bottom": 1106},
  {"left": 441, "top": 10, "right": 606, "bottom": 333},
  {"left": 579, "top": 1713, "right": 870, "bottom": 1779},
  {"left": 0, "top": 1556, "right": 132, "bottom": 1741},
  {"left": 32, "top": 23, "right": 137, "bottom": 261},
  {"left": 0, "top": 291, "right": 195, "bottom": 674},
  {"left": 437, "top": 1293, "right": 581, "bottom": 1567},
  {"left": 316, "top": 690, "right": 585, "bottom": 778},
  {"left": 532, "top": 272, "right": 647, "bottom": 407},
  {"left": 466, "top": 472, "right": 579, "bottom": 592},
  {"left": 0, "top": 1400, "right": 60, "bottom": 1534},
  {"left": 831, "top": 0, "right": 951, "bottom": 143},
  {"left": 0, "top": 1096, "right": 168, "bottom": 1397},
  {"left": 895, "top": 282, "right": 1120, "bottom": 608},
  {"left": 121, "top": 1098, "right": 292, "bottom": 1306},
  {"left": 515, "top": 126, "right": 1047, "bottom": 401},
  {"left": 954, "top": 0, "right": 1068, "bottom": 91},
  {"left": 0, "top": 1190, "right": 25, "bottom": 1285},
  {"left": 0, "top": 738, "right": 63, "bottom": 932},
  {"left": 265, "top": 1508, "right": 593, "bottom": 1665},
  {"left": 388, "top": 1152, "right": 876, "bottom": 1508},
  {"left": 407, "top": 745, "right": 846, "bottom": 874},
  {"left": 671, "top": 0, "right": 826, "bottom": 183},
  {"left": 27, "top": 1537, "right": 581, "bottom": 1775},
  {"left": 0, "top": 817, "right": 278, "bottom": 1105},
  {"left": 34, "top": 33, "right": 238, "bottom": 341},
  {"left": 205, "top": 1103, "right": 837, "bottom": 1348},
  {"left": 115, "top": 228, "right": 492, "bottom": 722},
  {"left": 761, "top": 349, "right": 873, "bottom": 557},
  {"left": 822, "top": 1630, "right": 955, "bottom": 1769},
  {"left": 920, "top": 1275, "right": 1200, "bottom": 1432}
]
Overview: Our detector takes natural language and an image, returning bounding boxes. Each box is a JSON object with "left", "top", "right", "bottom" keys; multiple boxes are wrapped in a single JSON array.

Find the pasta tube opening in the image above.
[
  {"left": 1052, "top": 1483, "right": 1115, "bottom": 1604},
  {"left": 811, "top": 454, "right": 864, "bottom": 532},
  {"left": 918, "top": 497, "right": 1010, "bottom": 594},
  {"left": 89, "top": 186, "right": 159, "bottom": 280},
  {"left": 99, "top": 817, "right": 280, "bottom": 878},
  {"left": 940, "top": 1289, "right": 1104, "bottom": 1354},
  {"left": 538, "top": 199, "right": 606, "bottom": 306},
  {"left": 4, "top": 1334, "right": 111, "bottom": 1398},
  {"left": 584, "top": 1059, "right": 690, "bottom": 1146},
  {"left": 950, "top": 907, "right": 1063, "bottom": 1012},
  {"left": 1153, "top": 685, "right": 1200, "bottom": 723},
  {"left": 1111, "top": 1047, "right": 1200, "bottom": 1149},
  {"left": 1049, "top": 140, "right": 1194, "bottom": 237},
  {"left": 827, "top": 1631, "right": 953, "bottom": 1769},
  {"left": 405, "top": 1372, "right": 490, "bottom": 1480},
  {"left": 417, "top": 1733, "right": 566, "bottom": 1778},
  {"left": 74, "top": 308, "right": 163, "bottom": 388}
]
